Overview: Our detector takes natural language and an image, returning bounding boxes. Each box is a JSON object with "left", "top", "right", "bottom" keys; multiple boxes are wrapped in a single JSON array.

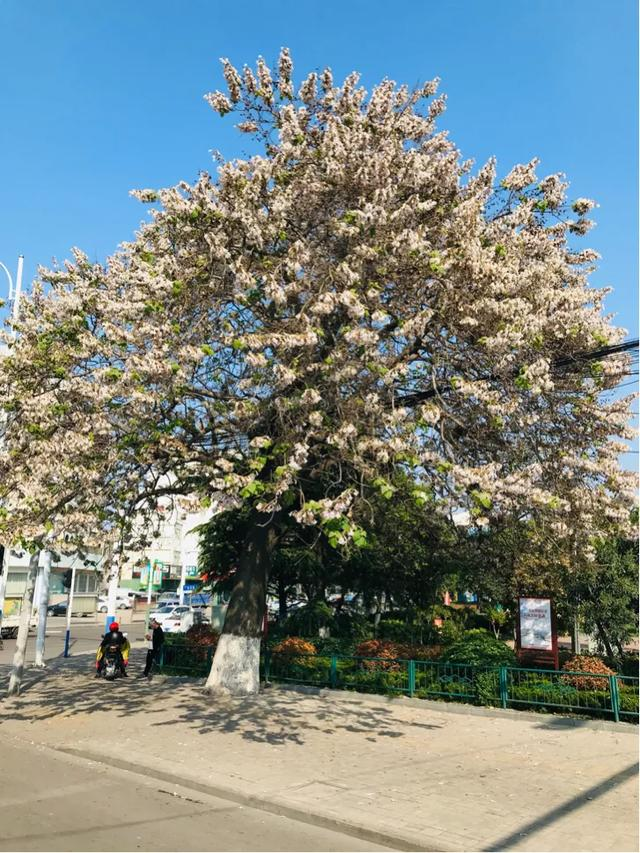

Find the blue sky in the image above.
[{"left": 0, "top": 0, "right": 637, "bottom": 462}]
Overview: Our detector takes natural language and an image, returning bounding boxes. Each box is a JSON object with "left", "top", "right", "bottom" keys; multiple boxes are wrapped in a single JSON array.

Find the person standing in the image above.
[{"left": 142, "top": 618, "right": 164, "bottom": 678}]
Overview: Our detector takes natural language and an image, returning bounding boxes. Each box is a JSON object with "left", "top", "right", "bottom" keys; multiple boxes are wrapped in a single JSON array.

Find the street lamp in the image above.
[
  {"left": 0, "top": 254, "right": 24, "bottom": 328},
  {"left": 0, "top": 255, "right": 24, "bottom": 638}
]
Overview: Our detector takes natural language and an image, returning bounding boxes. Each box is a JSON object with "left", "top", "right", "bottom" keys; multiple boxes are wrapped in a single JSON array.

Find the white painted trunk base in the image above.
[{"left": 205, "top": 634, "right": 261, "bottom": 696}]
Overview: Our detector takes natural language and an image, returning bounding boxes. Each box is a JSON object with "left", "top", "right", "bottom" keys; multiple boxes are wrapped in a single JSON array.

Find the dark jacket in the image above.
[
  {"left": 100, "top": 630, "right": 127, "bottom": 651},
  {"left": 151, "top": 625, "right": 164, "bottom": 652}
]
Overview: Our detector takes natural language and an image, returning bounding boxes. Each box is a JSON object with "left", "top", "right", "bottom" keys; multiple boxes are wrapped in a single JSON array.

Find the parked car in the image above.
[
  {"left": 96, "top": 594, "right": 132, "bottom": 613},
  {"left": 154, "top": 606, "right": 210, "bottom": 633},
  {"left": 47, "top": 602, "right": 68, "bottom": 617},
  {"left": 148, "top": 604, "right": 180, "bottom": 621}
]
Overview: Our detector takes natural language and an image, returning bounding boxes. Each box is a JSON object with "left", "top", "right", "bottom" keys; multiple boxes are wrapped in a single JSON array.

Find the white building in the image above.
[
  {"left": 1, "top": 547, "right": 105, "bottom": 617},
  {"left": 121, "top": 500, "right": 218, "bottom": 595}
]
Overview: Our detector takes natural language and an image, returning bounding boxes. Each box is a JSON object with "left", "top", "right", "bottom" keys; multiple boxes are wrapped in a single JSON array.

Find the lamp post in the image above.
[
  {"left": 0, "top": 256, "right": 24, "bottom": 641},
  {"left": 63, "top": 562, "right": 77, "bottom": 657},
  {"left": 0, "top": 254, "right": 24, "bottom": 328}
]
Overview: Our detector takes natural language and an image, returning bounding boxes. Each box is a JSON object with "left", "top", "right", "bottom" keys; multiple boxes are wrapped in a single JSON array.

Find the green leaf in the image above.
[
  {"left": 240, "top": 481, "right": 265, "bottom": 498},
  {"left": 470, "top": 489, "right": 492, "bottom": 510},
  {"left": 143, "top": 300, "right": 164, "bottom": 316}
]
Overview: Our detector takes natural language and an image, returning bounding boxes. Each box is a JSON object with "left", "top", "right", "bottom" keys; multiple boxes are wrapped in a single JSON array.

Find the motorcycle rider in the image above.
[{"left": 95, "top": 621, "right": 130, "bottom": 677}]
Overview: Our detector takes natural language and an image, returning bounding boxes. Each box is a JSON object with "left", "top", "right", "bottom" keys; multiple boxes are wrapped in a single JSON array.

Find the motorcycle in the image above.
[{"left": 101, "top": 643, "right": 126, "bottom": 680}]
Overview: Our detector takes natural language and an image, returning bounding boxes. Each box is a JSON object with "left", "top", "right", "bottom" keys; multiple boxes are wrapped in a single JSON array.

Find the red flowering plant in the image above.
[{"left": 561, "top": 655, "right": 617, "bottom": 691}]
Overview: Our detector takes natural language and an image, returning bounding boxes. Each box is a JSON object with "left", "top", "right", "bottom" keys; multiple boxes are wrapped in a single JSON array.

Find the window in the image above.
[
  {"left": 49, "top": 573, "right": 66, "bottom": 595},
  {"left": 6, "top": 572, "right": 27, "bottom": 596},
  {"left": 74, "top": 573, "right": 98, "bottom": 594}
]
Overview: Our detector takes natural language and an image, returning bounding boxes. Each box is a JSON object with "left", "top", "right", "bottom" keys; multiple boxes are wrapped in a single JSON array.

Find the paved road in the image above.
[
  {"left": 0, "top": 618, "right": 149, "bottom": 667},
  {"left": 0, "top": 738, "right": 392, "bottom": 852}
]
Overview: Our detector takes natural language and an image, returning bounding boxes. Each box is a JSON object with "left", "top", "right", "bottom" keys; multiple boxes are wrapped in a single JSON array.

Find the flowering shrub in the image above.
[
  {"left": 561, "top": 655, "right": 616, "bottom": 690},
  {"left": 185, "top": 624, "right": 220, "bottom": 649},
  {"left": 355, "top": 640, "right": 443, "bottom": 670},
  {"left": 354, "top": 639, "right": 404, "bottom": 670},
  {"left": 402, "top": 644, "right": 442, "bottom": 661},
  {"left": 271, "top": 637, "right": 317, "bottom": 658}
]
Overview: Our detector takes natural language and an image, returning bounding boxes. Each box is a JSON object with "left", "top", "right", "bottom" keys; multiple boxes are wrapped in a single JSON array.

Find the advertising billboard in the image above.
[{"left": 518, "top": 597, "right": 553, "bottom": 651}]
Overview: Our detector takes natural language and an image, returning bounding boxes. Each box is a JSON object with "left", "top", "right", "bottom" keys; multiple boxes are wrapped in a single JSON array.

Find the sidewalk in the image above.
[{"left": 0, "top": 651, "right": 637, "bottom": 852}]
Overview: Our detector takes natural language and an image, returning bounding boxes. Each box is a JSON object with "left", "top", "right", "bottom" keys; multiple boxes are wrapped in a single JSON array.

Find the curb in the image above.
[{"left": 48, "top": 744, "right": 443, "bottom": 852}]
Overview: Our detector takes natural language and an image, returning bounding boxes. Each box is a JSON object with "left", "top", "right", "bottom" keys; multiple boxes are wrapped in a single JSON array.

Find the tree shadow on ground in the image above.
[{"left": 0, "top": 651, "right": 442, "bottom": 746}]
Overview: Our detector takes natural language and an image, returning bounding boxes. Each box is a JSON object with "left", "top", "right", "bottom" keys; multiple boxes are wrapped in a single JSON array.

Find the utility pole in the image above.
[
  {"left": 8, "top": 551, "right": 40, "bottom": 696},
  {"left": 0, "top": 256, "right": 24, "bottom": 647},
  {"left": 63, "top": 562, "right": 77, "bottom": 657},
  {"left": 105, "top": 521, "right": 125, "bottom": 632},
  {"left": 145, "top": 560, "right": 155, "bottom": 630},
  {"left": 34, "top": 551, "right": 52, "bottom": 667},
  {"left": 0, "top": 545, "right": 5, "bottom": 649},
  {"left": 0, "top": 254, "right": 24, "bottom": 330}
]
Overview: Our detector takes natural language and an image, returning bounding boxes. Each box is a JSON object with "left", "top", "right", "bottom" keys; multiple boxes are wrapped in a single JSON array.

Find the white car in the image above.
[
  {"left": 154, "top": 606, "right": 210, "bottom": 633},
  {"left": 148, "top": 604, "right": 181, "bottom": 621},
  {"left": 96, "top": 595, "right": 133, "bottom": 613}
]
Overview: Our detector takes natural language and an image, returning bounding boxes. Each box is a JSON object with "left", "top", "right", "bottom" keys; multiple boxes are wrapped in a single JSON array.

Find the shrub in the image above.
[
  {"left": 619, "top": 655, "right": 639, "bottom": 678},
  {"left": 271, "top": 636, "right": 317, "bottom": 658},
  {"left": 341, "top": 668, "right": 407, "bottom": 695},
  {"left": 402, "top": 643, "right": 442, "bottom": 661},
  {"left": 439, "top": 618, "right": 464, "bottom": 645},
  {"left": 185, "top": 624, "right": 220, "bottom": 649},
  {"left": 354, "top": 639, "right": 403, "bottom": 670},
  {"left": 313, "top": 636, "right": 356, "bottom": 656},
  {"left": 377, "top": 619, "right": 415, "bottom": 644},
  {"left": 332, "top": 608, "right": 371, "bottom": 640},
  {"left": 561, "top": 655, "right": 616, "bottom": 690},
  {"left": 282, "top": 601, "right": 334, "bottom": 636},
  {"left": 441, "top": 629, "right": 516, "bottom": 666}
]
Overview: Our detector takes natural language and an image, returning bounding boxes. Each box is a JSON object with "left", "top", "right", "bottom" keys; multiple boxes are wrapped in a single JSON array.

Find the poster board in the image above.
[{"left": 517, "top": 596, "right": 558, "bottom": 670}]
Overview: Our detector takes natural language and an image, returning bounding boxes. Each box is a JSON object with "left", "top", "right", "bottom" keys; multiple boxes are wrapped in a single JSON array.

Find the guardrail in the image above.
[{"left": 156, "top": 642, "right": 639, "bottom": 723}]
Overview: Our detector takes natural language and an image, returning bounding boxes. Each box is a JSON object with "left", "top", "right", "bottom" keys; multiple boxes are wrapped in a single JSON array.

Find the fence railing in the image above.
[
  {"left": 158, "top": 640, "right": 214, "bottom": 677},
  {"left": 156, "top": 643, "right": 639, "bottom": 723},
  {"left": 261, "top": 651, "right": 639, "bottom": 723}
]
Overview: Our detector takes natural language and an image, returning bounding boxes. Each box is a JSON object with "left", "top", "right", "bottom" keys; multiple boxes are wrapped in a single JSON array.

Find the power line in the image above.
[{"left": 399, "top": 338, "right": 640, "bottom": 407}]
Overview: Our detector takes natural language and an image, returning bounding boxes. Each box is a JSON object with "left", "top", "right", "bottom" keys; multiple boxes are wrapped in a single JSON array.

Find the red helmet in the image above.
[{"left": 109, "top": 622, "right": 119, "bottom": 631}]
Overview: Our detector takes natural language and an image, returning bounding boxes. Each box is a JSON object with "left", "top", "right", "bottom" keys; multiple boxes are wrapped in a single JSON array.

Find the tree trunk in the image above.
[
  {"left": 0, "top": 544, "right": 6, "bottom": 649},
  {"left": 206, "top": 513, "right": 278, "bottom": 696},
  {"left": 7, "top": 551, "right": 40, "bottom": 696},
  {"left": 277, "top": 575, "right": 288, "bottom": 622},
  {"left": 594, "top": 619, "right": 615, "bottom": 659},
  {"left": 373, "top": 591, "right": 386, "bottom": 636},
  {"left": 34, "top": 550, "right": 52, "bottom": 667}
]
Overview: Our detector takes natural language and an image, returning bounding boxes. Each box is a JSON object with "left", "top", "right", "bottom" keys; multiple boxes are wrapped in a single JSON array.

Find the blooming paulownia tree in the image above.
[{"left": 0, "top": 51, "right": 634, "bottom": 693}]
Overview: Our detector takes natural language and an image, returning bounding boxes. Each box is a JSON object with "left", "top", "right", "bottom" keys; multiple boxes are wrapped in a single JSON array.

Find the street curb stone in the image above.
[{"left": 48, "top": 743, "right": 441, "bottom": 852}]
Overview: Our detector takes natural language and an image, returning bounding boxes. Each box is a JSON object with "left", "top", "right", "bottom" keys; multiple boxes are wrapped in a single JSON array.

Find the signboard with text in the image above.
[{"left": 517, "top": 596, "right": 558, "bottom": 669}]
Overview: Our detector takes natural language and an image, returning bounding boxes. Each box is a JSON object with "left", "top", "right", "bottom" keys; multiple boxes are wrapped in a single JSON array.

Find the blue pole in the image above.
[{"left": 63, "top": 628, "right": 71, "bottom": 657}]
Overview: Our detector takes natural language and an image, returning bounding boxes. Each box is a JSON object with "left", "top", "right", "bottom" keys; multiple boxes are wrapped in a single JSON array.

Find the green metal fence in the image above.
[
  {"left": 155, "top": 642, "right": 639, "bottom": 723},
  {"left": 157, "top": 640, "right": 214, "bottom": 677},
  {"left": 262, "top": 651, "right": 639, "bottom": 723}
]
